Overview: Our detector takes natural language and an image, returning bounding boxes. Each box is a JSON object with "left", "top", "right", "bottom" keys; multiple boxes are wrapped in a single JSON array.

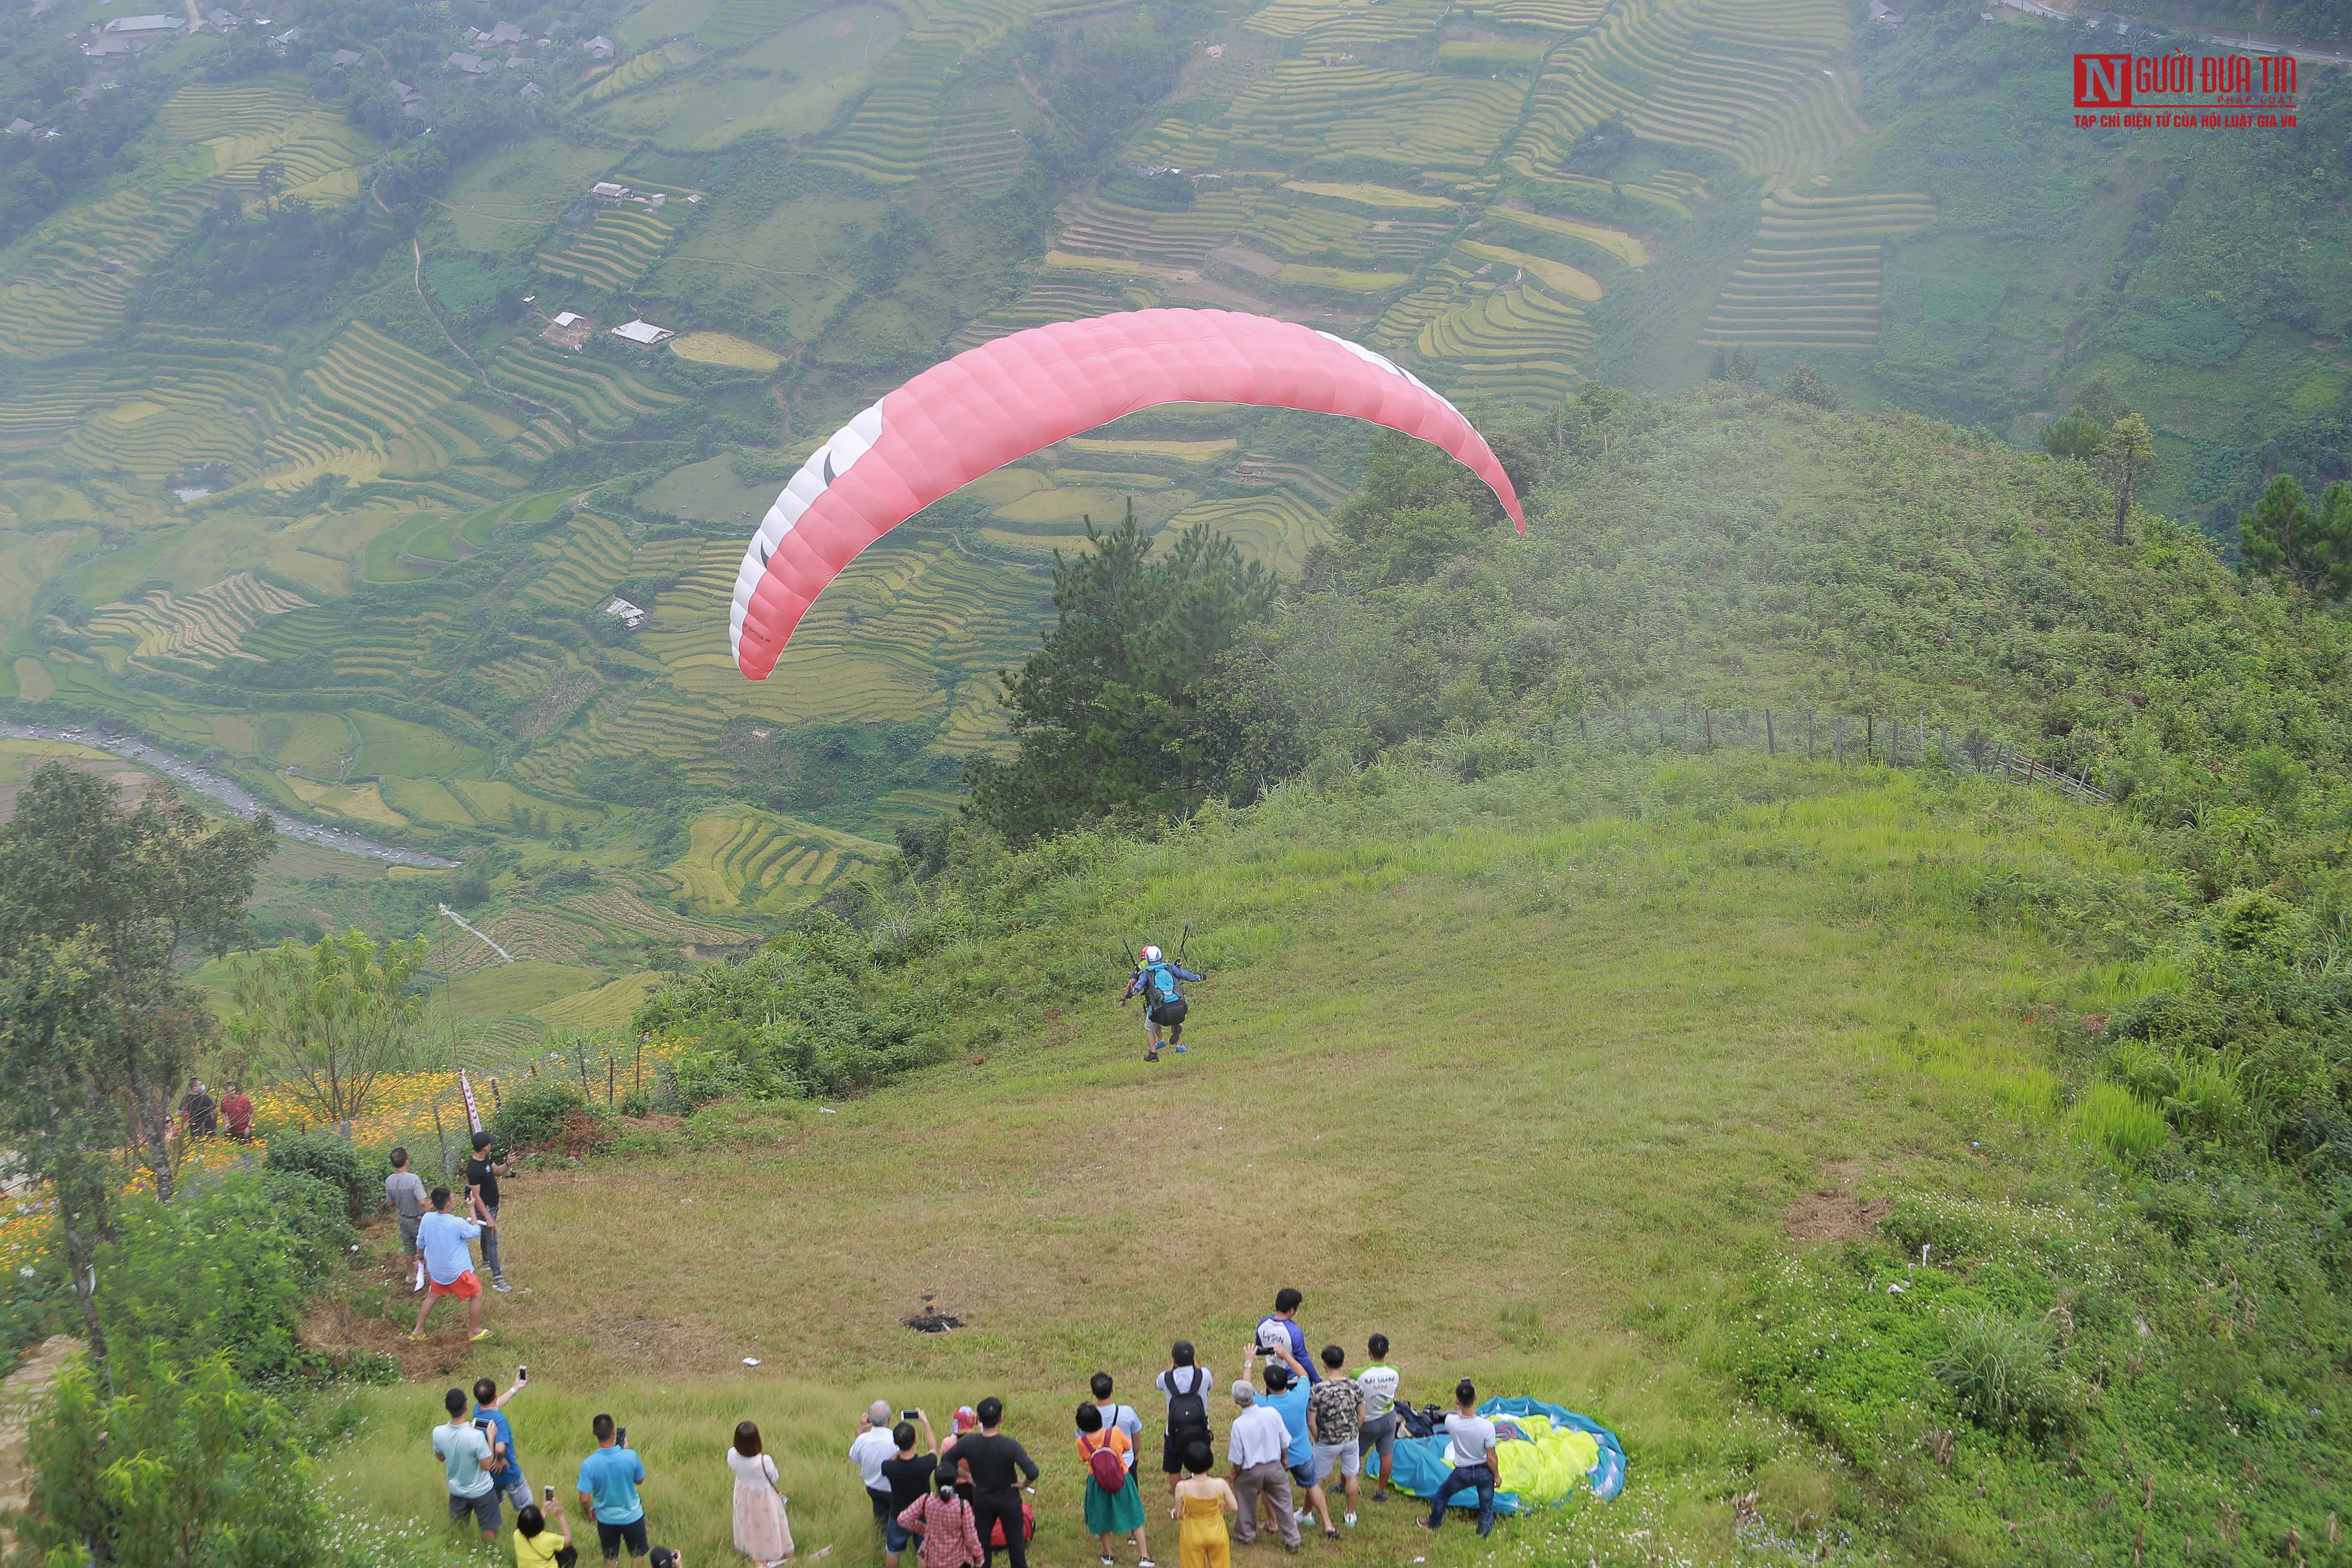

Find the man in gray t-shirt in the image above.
[
  {"left": 1422, "top": 1380, "right": 1498, "bottom": 1538},
  {"left": 385, "top": 1147, "right": 429, "bottom": 1292}
]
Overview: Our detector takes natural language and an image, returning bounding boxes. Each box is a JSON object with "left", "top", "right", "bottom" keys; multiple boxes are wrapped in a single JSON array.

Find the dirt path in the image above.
[{"left": 0, "top": 1337, "right": 81, "bottom": 1548}]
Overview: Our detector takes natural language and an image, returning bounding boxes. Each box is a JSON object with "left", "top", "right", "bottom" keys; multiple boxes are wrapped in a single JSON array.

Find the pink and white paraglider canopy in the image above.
[{"left": 728, "top": 308, "right": 1526, "bottom": 680}]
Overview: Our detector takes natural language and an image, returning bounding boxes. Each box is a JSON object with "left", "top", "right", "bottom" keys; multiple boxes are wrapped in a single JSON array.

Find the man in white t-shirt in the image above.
[
  {"left": 850, "top": 1400, "right": 901, "bottom": 1534},
  {"left": 1153, "top": 1342, "right": 1215, "bottom": 1496},
  {"left": 1355, "top": 1334, "right": 1401, "bottom": 1502},
  {"left": 1418, "top": 1379, "right": 1498, "bottom": 1538}
]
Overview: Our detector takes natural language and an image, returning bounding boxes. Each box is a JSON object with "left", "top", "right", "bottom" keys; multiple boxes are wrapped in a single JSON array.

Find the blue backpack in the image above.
[{"left": 1143, "top": 963, "right": 1184, "bottom": 1006}]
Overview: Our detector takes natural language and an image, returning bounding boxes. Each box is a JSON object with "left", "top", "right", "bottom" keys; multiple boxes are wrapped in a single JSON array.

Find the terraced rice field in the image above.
[
  {"left": 1225, "top": 61, "right": 1525, "bottom": 169},
  {"left": 538, "top": 205, "right": 681, "bottom": 291},
  {"left": 948, "top": 277, "right": 1132, "bottom": 350},
  {"left": 1484, "top": 206, "right": 1648, "bottom": 268},
  {"left": 668, "top": 806, "right": 890, "bottom": 911},
  {"left": 808, "top": 37, "right": 965, "bottom": 182},
  {"left": 1243, "top": 0, "right": 1449, "bottom": 47},
  {"left": 1161, "top": 489, "right": 1329, "bottom": 572},
  {"left": 0, "top": 185, "right": 213, "bottom": 358},
  {"left": 1698, "top": 188, "right": 1936, "bottom": 350},
  {"left": 694, "top": 0, "right": 815, "bottom": 46},
  {"left": 257, "top": 324, "right": 475, "bottom": 492},
  {"left": 586, "top": 40, "right": 701, "bottom": 101},
  {"left": 1508, "top": 0, "right": 1863, "bottom": 190},
  {"left": 87, "top": 571, "right": 312, "bottom": 668},
  {"left": 935, "top": 104, "right": 1026, "bottom": 195},
  {"left": 1417, "top": 281, "right": 1593, "bottom": 404},
  {"left": 490, "top": 345, "right": 685, "bottom": 432},
  {"left": 1455, "top": 0, "right": 1609, "bottom": 29}
]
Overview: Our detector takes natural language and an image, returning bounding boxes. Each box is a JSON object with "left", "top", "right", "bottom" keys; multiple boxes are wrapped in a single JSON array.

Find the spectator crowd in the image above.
[{"left": 426, "top": 1285, "right": 1516, "bottom": 1568}]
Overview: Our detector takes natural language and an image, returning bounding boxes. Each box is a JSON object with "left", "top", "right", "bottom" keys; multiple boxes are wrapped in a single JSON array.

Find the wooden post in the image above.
[
  {"left": 489, "top": 1078, "right": 501, "bottom": 1120},
  {"left": 431, "top": 1097, "right": 450, "bottom": 1176},
  {"left": 1940, "top": 725, "right": 1948, "bottom": 767},
  {"left": 635, "top": 1040, "right": 644, "bottom": 1098},
  {"left": 1807, "top": 711, "right": 1815, "bottom": 761},
  {"left": 1766, "top": 709, "right": 1775, "bottom": 755},
  {"left": 607, "top": 1059, "right": 616, "bottom": 1106},
  {"left": 1703, "top": 708, "right": 1713, "bottom": 750},
  {"left": 1835, "top": 715, "right": 1844, "bottom": 764},
  {"left": 1866, "top": 712, "right": 1874, "bottom": 763}
]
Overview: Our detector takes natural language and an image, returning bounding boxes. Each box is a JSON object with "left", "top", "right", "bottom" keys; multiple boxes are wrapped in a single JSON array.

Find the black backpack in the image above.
[
  {"left": 1396, "top": 1402, "right": 1445, "bottom": 1440},
  {"left": 1165, "top": 1367, "right": 1210, "bottom": 1436}
]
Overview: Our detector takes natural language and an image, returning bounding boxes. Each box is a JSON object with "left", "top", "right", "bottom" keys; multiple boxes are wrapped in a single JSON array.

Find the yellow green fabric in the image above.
[{"left": 1491, "top": 1414, "right": 1602, "bottom": 1504}]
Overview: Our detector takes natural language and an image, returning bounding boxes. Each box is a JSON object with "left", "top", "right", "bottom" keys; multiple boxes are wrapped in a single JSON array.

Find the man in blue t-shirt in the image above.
[
  {"left": 474, "top": 1373, "right": 530, "bottom": 1507},
  {"left": 576, "top": 1412, "right": 649, "bottom": 1564},
  {"left": 1249, "top": 1350, "right": 1333, "bottom": 1539}
]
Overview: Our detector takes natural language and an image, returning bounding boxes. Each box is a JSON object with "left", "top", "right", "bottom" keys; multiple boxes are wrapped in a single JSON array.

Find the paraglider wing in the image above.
[{"left": 728, "top": 308, "right": 1525, "bottom": 680}]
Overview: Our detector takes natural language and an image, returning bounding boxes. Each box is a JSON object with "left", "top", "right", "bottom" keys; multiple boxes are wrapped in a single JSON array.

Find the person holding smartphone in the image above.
[
  {"left": 579, "top": 1413, "right": 649, "bottom": 1564},
  {"left": 475, "top": 1370, "right": 531, "bottom": 1510},
  {"left": 514, "top": 1489, "right": 579, "bottom": 1568},
  {"left": 433, "top": 1387, "right": 503, "bottom": 1544}
]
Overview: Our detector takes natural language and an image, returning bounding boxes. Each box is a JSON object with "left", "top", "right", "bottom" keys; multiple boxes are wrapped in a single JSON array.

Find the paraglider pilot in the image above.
[{"left": 1121, "top": 945, "right": 1204, "bottom": 1063}]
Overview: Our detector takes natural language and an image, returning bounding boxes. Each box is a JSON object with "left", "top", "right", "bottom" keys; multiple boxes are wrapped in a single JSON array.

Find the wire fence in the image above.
[{"left": 1536, "top": 705, "right": 2112, "bottom": 806}]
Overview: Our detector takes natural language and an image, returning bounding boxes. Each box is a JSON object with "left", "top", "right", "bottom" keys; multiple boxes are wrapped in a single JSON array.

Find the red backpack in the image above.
[
  {"left": 1083, "top": 1430, "right": 1127, "bottom": 1493},
  {"left": 987, "top": 1498, "right": 1038, "bottom": 1548}
]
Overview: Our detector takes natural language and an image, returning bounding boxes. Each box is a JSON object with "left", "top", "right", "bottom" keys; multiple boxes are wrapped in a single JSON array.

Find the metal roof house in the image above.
[{"left": 611, "top": 320, "right": 674, "bottom": 346}]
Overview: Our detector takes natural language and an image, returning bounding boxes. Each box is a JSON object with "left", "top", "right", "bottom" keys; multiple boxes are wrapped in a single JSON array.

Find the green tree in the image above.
[
  {"left": 2097, "top": 412, "right": 2156, "bottom": 545},
  {"left": 2039, "top": 404, "right": 2110, "bottom": 462},
  {"left": 1326, "top": 429, "right": 1520, "bottom": 588},
  {"left": 2237, "top": 473, "right": 2352, "bottom": 597},
  {"left": 1779, "top": 362, "right": 1841, "bottom": 409},
  {"left": 1707, "top": 343, "right": 1762, "bottom": 386},
  {"left": 227, "top": 930, "right": 426, "bottom": 1128},
  {"left": 14, "top": 1353, "right": 325, "bottom": 1568},
  {"left": 968, "top": 502, "right": 1277, "bottom": 842},
  {"left": 0, "top": 765, "right": 272, "bottom": 1207}
]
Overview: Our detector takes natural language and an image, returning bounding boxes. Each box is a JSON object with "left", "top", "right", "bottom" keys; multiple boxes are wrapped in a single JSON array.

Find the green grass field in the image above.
[{"left": 322, "top": 756, "right": 2125, "bottom": 1566}]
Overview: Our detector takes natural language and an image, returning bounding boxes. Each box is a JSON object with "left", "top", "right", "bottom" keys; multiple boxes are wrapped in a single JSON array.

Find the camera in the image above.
[{"left": 902, "top": 1409, "right": 919, "bottom": 1421}]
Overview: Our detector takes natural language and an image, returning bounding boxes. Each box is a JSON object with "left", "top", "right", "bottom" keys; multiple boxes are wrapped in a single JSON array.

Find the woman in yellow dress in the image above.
[{"left": 1170, "top": 1442, "right": 1236, "bottom": 1568}]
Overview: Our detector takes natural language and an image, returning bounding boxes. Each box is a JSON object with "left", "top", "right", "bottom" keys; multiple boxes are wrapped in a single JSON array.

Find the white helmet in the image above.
[{"left": 1141, "top": 945, "right": 1162, "bottom": 963}]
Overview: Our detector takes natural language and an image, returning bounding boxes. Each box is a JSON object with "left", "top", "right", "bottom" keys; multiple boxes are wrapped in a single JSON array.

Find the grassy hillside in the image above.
[
  {"left": 277, "top": 391, "right": 2352, "bottom": 1568},
  {"left": 322, "top": 756, "right": 2169, "bottom": 1567}
]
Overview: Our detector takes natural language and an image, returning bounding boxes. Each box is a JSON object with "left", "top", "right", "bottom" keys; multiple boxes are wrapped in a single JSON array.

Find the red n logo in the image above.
[{"left": 2074, "top": 53, "right": 2132, "bottom": 106}]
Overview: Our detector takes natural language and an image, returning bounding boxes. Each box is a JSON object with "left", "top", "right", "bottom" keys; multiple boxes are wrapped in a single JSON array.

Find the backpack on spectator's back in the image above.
[
  {"left": 1083, "top": 1429, "right": 1127, "bottom": 1493},
  {"left": 1165, "top": 1367, "right": 1211, "bottom": 1439}
]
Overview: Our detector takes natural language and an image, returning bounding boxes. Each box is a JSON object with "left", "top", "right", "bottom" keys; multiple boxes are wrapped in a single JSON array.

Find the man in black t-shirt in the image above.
[
  {"left": 878, "top": 1413, "right": 938, "bottom": 1568},
  {"left": 941, "top": 1399, "right": 1036, "bottom": 1568},
  {"left": 465, "top": 1130, "right": 513, "bottom": 1293}
]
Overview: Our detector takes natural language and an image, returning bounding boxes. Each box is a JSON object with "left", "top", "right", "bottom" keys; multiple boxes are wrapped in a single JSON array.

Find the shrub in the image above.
[
  {"left": 1932, "top": 1310, "right": 2073, "bottom": 1438},
  {"left": 2072, "top": 1080, "right": 2168, "bottom": 1165},
  {"left": 257, "top": 1170, "right": 357, "bottom": 1255},
  {"left": 2161, "top": 1053, "right": 2247, "bottom": 1141},
  {"left": 14, "top": 1354, "right": 325, "bottom": 1567},
  {"left": 99, "top": 1176, "right": 334, "bottom": 1381},
  {"left": 1883, "top": 1194, "right": 1991, "bottom": 1262},
  {"left": 492, "top": 1077, "right": 592, "bottom": 1149},
  {"left": 264, "top": 1130, "right": 371, "bottom": 1221}
]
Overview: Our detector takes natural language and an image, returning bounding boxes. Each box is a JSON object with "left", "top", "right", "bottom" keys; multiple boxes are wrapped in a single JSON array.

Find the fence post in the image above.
[
  {"left": 1703, "top": 708, "right": 1713, "bottom": 751},
  {"left": 1864, "top": 713, "right": 1872, "bottom": 763},
  {"left": 1766, "top": 709, "right": 1775, "bottom": 755},
  {"left": 1576, "top": 711, "right": 1587, "bottom": 745},
  {"left": 1807, "top": 711, "right": 1815, "bottom": 761},
  {"left": 431, "top": 1097, "right": 451, "bottom": 1177},
  {"left": 1835, "top": 715, "right": 1844, "bottom": 764},
  {"left": 607, "top": 1059, "right": 616, "bottom": 1106},
  {"left": 1940, "top": 724, "right": 1948, "bottom": 767}
]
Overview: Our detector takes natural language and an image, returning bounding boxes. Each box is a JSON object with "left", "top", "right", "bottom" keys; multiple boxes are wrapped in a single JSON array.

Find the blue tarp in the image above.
[{"left": 1367, "top": 1397, "right": 1626, "bottom": 1515}]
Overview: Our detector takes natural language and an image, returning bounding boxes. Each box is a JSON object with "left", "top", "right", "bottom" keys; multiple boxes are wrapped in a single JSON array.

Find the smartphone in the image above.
[
  {"left": 616, "top": 1426, "right": 628, "bottom": 1447},
  {"left": 517, "top": 1366, "right": 528, "bottom": 1383},
  {"left": 901, "top": 1409, "right": 919, "bottom": 1421},
  {"left": 475, "top": 1418, "right": 493, "bottom": 1437},
  {"left": 543, "top": 1485, "right": 555, "bottom": 1503}
]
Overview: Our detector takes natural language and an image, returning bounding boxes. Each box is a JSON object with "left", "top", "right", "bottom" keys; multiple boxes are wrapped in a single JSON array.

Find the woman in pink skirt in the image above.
[{"left": 728, "top": 1421, "right": 794, "bottom": 1567}]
